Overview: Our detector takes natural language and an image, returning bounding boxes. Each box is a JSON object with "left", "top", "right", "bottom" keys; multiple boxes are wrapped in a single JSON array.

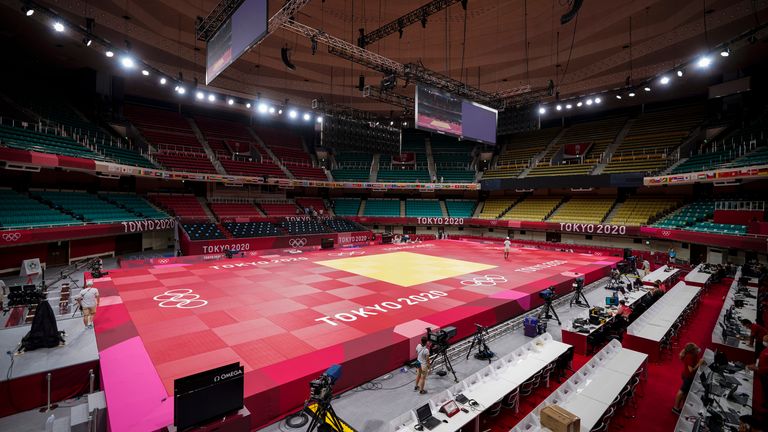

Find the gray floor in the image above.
[{"left": 259, "top": 279, "right": 620, "bottom": 432}]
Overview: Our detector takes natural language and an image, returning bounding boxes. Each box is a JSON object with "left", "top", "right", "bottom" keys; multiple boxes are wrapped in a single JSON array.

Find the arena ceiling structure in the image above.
[{"left": 3, "top": 0, "right": 768, "bottom": 116}]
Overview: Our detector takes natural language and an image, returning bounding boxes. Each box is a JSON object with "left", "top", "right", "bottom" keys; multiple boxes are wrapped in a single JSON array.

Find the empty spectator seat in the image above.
[
  {"left": 0, "top": 124, "right": 105, "bottom": 160},
  {"left": 259, "top": 202, "right": 299, "bottom": 216},
  {"left": 324, "top": 218, "right": 366, "bottom": 232},
  {"left": 609, "top": 197, "right": 681, "bottom": 225},
  {"left": 219, "top": 157, "right": 285, "bottom": 178},
  {"left": 35, "top": 191, "right": 140, "bottom": 224},
  {"left": 363, "top": 199, "right": 400, "bottom": 217},
  {"left": 209, "top": 203, "right": 262, "bottom": 219},
  {"left": 295, "top": 198, "right": 328, "bottom": 214},
  {"left": 150, "top": 194, "right": 210, "bottom": 220},
  {"left": 484, "top": 128, "right": 561, "bottom": 179},
  {"left": 502, "top": 197, "right": 562, "bottom": 221},
  {"left": 223, "top": 222, "right": 282, "bottom": 238},
  {"left": 479, "top": 198, "right": 517, "bottom": 219},
  {"left": 182, "top": 223, "right": 225, "bottom": 240},
  {"left": 101, "top": 194, "right": 169, "bottom": 219},
  {"left": 405, "top": 200, "right": 442, "bottom": 217},
  {"left": 547, "top": 198, "right": 615, "bottom": 224},
  {"left": 445, "top": 200, "right": 476, "bottom": 218},
  {"left": 0, "top": 189, "right": 78, "bottom": 229},
  {"left": 332, "top": 198, "right": 361, "bottom": 216},
  {"left": 280, "top": 220, "right": 331, "bottom": 235}
]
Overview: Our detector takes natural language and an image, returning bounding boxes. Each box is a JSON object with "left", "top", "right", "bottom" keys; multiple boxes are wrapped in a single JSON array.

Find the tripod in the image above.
[
  {"left": 569, "top": 288, "right": 590, "bottom": 308},
  {"left": 539, "top": 299, "right": 561, "bottom": 325},
  {"left": 304, "top": 395, "right": 345, "bottom": 432},
  {"left": 432, "top": 347, "right": 458, "bottom": 383},
  {"left": 466, "top": 326, "right": 494, "bottom": 363}
]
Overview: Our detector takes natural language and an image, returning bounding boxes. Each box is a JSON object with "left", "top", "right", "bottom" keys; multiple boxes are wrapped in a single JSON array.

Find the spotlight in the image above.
[
  {"left": 227, "top": 98, "right": 234, "bottom": 105},
  {"left": 628, "top": 91, "right": 636, "bottom": 97},
  {"left": 303, "top": 113, "right": 311, "bottom": 121},
  {"left": 196, "top": 91, "right": 204, "bottom": 100},
  {"left": 83, "top": 37, "right": 92, "bottom": 46},
  {"left": 141, "top": 69, "right": 149, "bottom": 76},
  {"left": 268, "top": 106, "right": 276, "bottom": 114},
  {"left": 317, "top": 117, "right": 323, "bottom": 123},
  {"left": 120, "top": 56, "right": 136, "bottom": 69},
  {"left": 576, "top": 101, "right": 583, "bottom": 107},
  {"left": 207, "top": 94, "right": 215, "bottom": 102},
  {"left": 676, "top": 69, "right": 684, "bottom": 77},
  {"left": 594, "top": 97, "right": 602, "bottom": 104},
  {"left": 556, "top": 105, "right": 562, "bottom": 111},
  {"left": 720, "top": 47, "right": 730, "bottom": 57},
  {"left": 616, "top": 94, "right": 622, "bottom": 99},
  {"left": 566, "top": 104, "right": 573, "bottom": 109},
  {"left": 538, "top": 107, "right": 546, "bottom": 114},
  {"left": 402, "top": 121, "right": 408, "bottom": 126},
  {"left": 53, "top": 22, "right": 65, "bottom": 32},
  {"left": 23, "top": 6, "right": 34, "bottom": 16},
  {"left": 278, "top": 109, "right": 283, "bottom": 115},
  {"left": 289, "top": 110, "right": 298, "bottom": 119},
  {"left": 258, "top": 103, "right": 268, "bottom": 113},
  {"left": 105, "top": 50, "right": 114, "bottom": 58},
  {"left": 176, "top": 86, "right": 186, "bottom": 95},
  {"left": 585, "top": 99, "right": 593, "bottom": 106},
  {"left": 696, "top": 55, "right": 712, "bottom": 68},
  {"left": 390, "top": 120, "right": 395, "bottom": 125},
  {"left": 644, "top": 86, "right": 651, "bottom": 92},
  {"left": 660, "top": 76, "right": 670, "bottom": 85},
  {"left": 246, "top": 103, "right": 251, "bottom": 108},
  {"left": 160, "top": 77, "right": 167, "bottom": 85}
]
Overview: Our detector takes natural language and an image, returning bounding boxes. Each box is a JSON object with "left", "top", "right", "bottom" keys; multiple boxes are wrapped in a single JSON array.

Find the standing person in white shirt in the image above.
[
  {"left": 75, "top": 280, "right": 99, "bottom": 329},
  {"left": 414, "top": 336, "right": 430, "bottom": 394},
  {"left": 503, "top": 237, "right": 511, "bottom": 260}
]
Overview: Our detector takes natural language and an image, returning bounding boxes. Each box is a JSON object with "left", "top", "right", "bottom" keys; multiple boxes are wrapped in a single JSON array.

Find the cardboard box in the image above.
[{"left": 540, "top": 404, "right": 580, "bottom": 432}]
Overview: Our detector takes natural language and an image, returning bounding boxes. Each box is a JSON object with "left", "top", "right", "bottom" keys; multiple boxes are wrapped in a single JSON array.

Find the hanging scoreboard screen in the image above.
[
  {"left": 415, "top": 85, "right": 498, "bottom": 145},
  {"left": 206, "top": 0, "right": 268, "bottom": 84}
]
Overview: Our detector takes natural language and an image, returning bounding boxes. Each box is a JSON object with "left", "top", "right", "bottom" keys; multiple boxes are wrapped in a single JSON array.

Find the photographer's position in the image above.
[{"left": 415, "top": 336, "right": 430, "bottom": 394}]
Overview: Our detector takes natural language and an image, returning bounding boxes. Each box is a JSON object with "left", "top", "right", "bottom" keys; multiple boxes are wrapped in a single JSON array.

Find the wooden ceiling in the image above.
[{"left": 5, "top": 0, "right": 768, "bottom": 113}]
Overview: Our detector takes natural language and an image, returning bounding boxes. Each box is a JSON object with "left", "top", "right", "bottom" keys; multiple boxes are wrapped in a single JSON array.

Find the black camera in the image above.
[
  {"left": 308, "top": 365, "right": 342, "bottom": 401},
  {"left": 572, "top": 277, "right": 584, "bottom": 290},
  {"left": 426, "top": 326, "right": 456, "bottom": 355},
  {"left": 538, "top": 287, "right": 556, "bottom": 300}
]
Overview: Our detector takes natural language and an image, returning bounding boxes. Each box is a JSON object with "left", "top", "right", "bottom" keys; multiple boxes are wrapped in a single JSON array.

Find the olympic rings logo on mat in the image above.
[
  {"left": 288, "top": 238, "right": 307, "bottom": 248},
  {"left": 460, "top": 275, "right": 507, "bottom": 287},
  {"left": 2, "top": 233, "right": 21, "bottom": 242},
  {"left": 153, "top": 289, "right": 208, "bottom": 309}
]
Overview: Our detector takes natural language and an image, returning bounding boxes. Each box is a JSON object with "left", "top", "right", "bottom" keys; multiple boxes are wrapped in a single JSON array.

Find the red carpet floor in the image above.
[{"left": 484, "top": 280, "right": 732, "bottom": 432}]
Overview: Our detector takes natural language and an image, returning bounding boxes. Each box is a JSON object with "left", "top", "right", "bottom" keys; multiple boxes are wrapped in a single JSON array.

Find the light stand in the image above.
[{"left": 466, "top": 324, "right": 494, "bottom": 363}]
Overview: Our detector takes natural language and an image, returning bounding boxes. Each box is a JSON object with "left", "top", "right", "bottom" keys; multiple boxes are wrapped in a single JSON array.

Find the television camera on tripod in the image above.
[
  {"left": 466, "top": 323, "right": 494, "bottom": 362},
  {"left": 426, "top": 326, "right": 458, "bottom": 382},
  {"left": 569, "top": 277, "right": 590, "bottom": 308},
  {"left": 287, "top": 365, "right": 349, "bottom": 432},
  {"left": 538, "top": 287, "right": 561, "bottom": 325}
]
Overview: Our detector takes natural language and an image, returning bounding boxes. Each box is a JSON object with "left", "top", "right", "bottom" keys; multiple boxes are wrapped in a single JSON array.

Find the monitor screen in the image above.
[
  {"left": 605, "top": 296, "right": 618, "bottom": 306},
  {"left": 416, "top": 403, "right": 432, "bottom": 421},
  {"left": 415, "top": 85, "right": 497, "bottom": 144}
]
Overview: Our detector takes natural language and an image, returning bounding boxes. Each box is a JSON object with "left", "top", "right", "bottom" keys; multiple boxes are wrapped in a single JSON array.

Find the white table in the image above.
[
  {"left": 642, "top": 265, "right": 680, "bottom": 287},
  {"left": 511, "top": 341, "right": 647, "bottom": 432},
  {"left": 398, "top": 333, "right": 571, "bottom": 432},
  {"left": 710, "top": 267, "right": 758, "bottom": 362},
  {"left": 674, "top": 349, "right": 754, "bottom": 432},
  {"left": 684, "top": 264, "right": 713, "bottom": 287},
  {"left": 601, "top": 348, "right": 647, "bottom": 377},
  {"left": 627, "top": 282, "right": 700, "bottom": 342}
]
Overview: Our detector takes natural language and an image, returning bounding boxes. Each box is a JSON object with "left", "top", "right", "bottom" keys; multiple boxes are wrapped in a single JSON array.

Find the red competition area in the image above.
[{"left": 93, "top": 239, "right": 619, "bottom": 431}]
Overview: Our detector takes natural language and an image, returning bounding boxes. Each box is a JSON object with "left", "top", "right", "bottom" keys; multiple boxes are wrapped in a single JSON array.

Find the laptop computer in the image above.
[{"left": 416, "top": 404, "right": 442, "bottom": 430}]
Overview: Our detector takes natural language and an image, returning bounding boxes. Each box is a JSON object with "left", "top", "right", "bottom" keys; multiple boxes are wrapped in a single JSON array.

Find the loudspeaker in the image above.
[
  {"left": 280, "top": 47, "right": 296, "bottom": 70},
  {"left": 321, "top": 238, "right": 334, "bottom": 249},
  {"left": 358, "top": 74, "right": 365, "bottom": 91},
  {"left": 560, "top": 0, "right": 583, "bottom": 24}
]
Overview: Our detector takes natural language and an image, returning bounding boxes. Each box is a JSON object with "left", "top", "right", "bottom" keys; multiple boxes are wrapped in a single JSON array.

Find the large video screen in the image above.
[
  {"left": 415, "top": 85, "right": 497, "bottom": 144},
  {"left": 206, "top": 0, "right": 268, "bottom": 84}
]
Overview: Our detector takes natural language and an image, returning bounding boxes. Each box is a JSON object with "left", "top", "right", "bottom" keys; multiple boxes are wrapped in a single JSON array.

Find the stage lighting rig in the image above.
[
  {"left": 380, "top": 74, "right": 397, "bottom": 91},
  {"left": 358, "top": 0, "right": 465, "bottom": 48}
]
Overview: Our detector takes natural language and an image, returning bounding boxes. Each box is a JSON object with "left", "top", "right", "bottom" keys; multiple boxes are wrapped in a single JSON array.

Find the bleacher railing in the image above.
[{"left": 715, "top": 201, "right": 765, "bottom": 211}]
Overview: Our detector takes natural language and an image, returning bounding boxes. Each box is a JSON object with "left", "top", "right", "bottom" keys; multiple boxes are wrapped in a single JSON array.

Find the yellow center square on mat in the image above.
[{"left": 315, "top": 251, "right": 496, "bottom": 287}]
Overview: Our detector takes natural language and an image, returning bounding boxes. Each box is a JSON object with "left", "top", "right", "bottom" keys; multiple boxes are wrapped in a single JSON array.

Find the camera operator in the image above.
[{"left": 415, "top": 336, "right": 430, "bottom": 394}]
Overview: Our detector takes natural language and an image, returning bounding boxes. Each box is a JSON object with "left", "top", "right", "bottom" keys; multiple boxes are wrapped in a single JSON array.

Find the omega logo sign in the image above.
[{"left": 213, "top": 369, "right": 243, "bottom": 382}]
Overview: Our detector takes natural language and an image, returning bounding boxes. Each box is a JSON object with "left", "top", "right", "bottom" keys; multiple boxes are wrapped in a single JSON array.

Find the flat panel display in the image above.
[
  {"left": 415, "top": 85, "right": 497, "bottom": 144},
  {"left": 206, "top": 0, "right": 268, "bottom": 84}
]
